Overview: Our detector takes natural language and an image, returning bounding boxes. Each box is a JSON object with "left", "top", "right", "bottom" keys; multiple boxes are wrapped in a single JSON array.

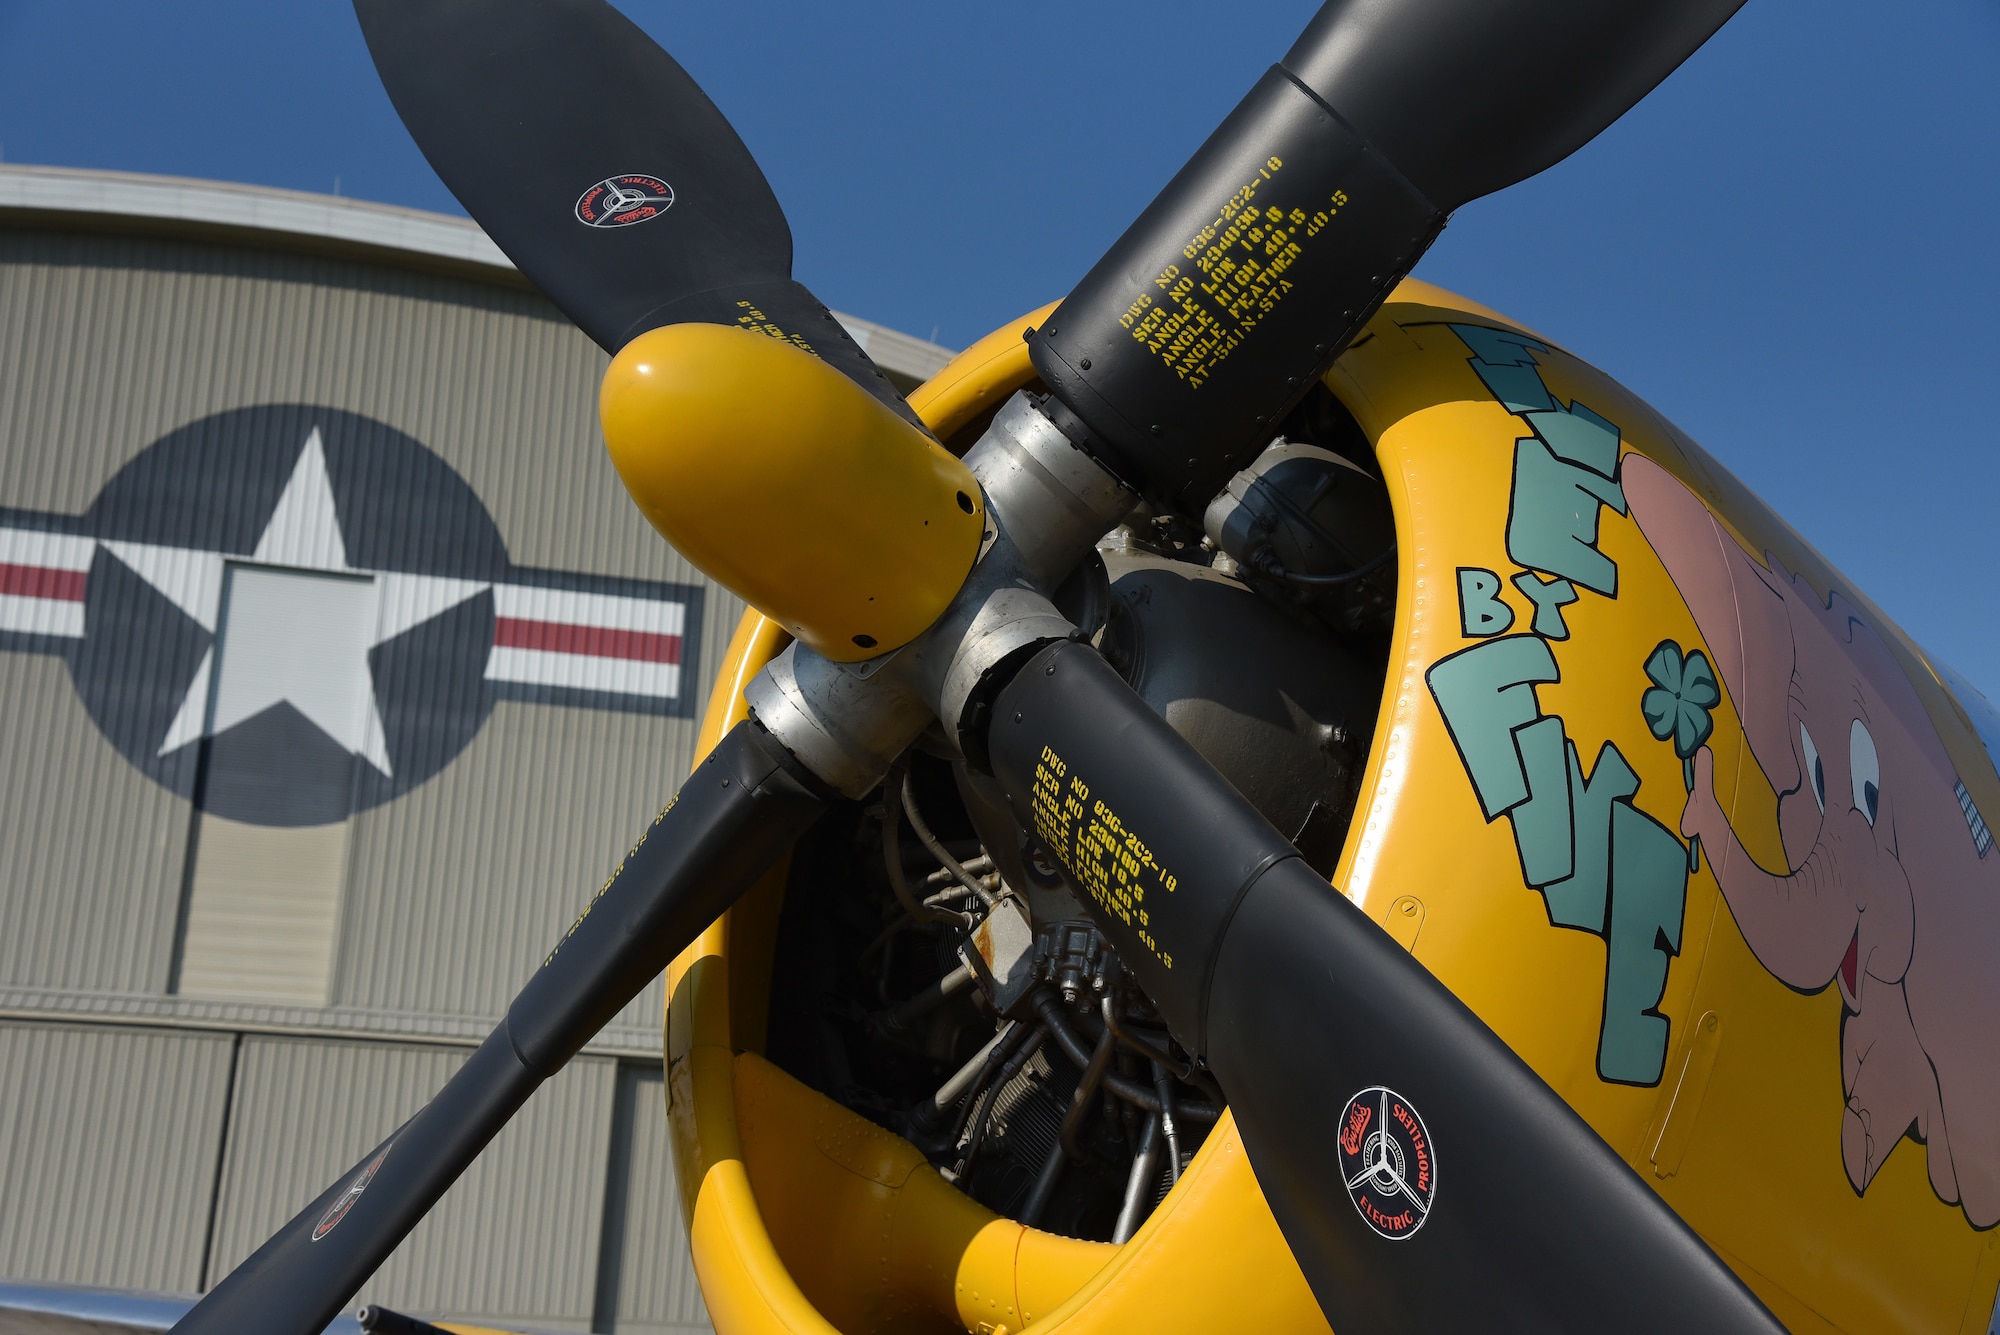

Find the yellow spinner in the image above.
[{"left": 665, "top": 281, "right": 2000, "bottom": 1334}]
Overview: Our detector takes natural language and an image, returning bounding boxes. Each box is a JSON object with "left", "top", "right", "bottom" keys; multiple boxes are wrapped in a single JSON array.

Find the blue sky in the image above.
[{"left": 2, "top": 0, "right": 1997, "bottom": 697}]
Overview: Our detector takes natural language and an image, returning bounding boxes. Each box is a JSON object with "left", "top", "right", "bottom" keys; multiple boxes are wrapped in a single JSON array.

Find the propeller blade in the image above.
[
  {"left": 986, "top": 640, "right": 1783, "bottom": 1334},
  {"left": 1028, "top": 0, "right": 1743, "bottom": 514},
  {"left": 169, "top": 721, "right": 826, "bottom": 1335},
  {"left": 352, "top": 0, "right": 922, "bottom": 426},
  {"left": 328, "top": 3, "right": 1771, "bottom": 1330}
]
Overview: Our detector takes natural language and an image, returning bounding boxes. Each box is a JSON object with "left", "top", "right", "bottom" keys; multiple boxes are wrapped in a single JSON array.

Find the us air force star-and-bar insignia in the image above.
[{"left": 0, "top": 404, "right": 704, "bottom": 828}]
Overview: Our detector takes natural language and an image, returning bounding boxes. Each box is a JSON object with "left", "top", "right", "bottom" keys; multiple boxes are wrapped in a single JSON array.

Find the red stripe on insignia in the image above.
[
  {"left": 494, "top": 617, "right": 682, "bottom": 665},
  {"left": 0, "top": 562, "right": 87, "bottom": 602}
]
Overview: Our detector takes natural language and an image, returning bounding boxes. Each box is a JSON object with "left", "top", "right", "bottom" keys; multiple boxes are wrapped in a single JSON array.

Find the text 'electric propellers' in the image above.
[{"left": 175, "top": 0, "right": 1778, "bottom": 1332}]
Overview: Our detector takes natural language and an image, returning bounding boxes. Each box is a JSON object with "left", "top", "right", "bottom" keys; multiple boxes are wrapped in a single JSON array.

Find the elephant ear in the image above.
[{"left": 1624, "top": 456, "right": 1797, "bottom": 794}]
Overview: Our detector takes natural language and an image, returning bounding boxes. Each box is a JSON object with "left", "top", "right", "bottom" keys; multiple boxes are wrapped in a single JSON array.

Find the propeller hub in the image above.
[{"left": 600, "top": 324, "right": 986, "bottom": 662}]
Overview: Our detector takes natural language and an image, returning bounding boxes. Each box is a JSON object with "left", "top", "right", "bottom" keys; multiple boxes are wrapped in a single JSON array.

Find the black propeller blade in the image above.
[
  {"left": 1029, "top": 0, "right": 1744, "bottom": 513},
  {"left": 352, "top": 0, "right": 923, "bottom": 427},
  {"left": 187, "top": 0, "right": 1777, "bottom": 1329},
  {"left": 988, "top": 641, "right": 1782, "bottom": 1333},
  {"left": 168, "top": 722, "right": 825, "bottom": 1335},
  {"left": 1000, "top": 3, "right": 1767, "bottom": 1324}
]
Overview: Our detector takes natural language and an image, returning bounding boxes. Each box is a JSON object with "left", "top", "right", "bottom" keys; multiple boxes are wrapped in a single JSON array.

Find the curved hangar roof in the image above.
[
  {"left": 0, "top": 163, "right": 953, "bottom": 388},
  {"left": 0, "top": 164, "right": 954, "bottom": 1331}
]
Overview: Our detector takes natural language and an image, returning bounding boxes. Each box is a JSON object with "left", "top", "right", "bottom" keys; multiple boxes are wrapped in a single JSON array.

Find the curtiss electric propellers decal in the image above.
[
  {"left": 1338, "top": 1086, "right": 1437, "bottom": 1240},
  {"left": 574, "top": 173, "right": 675, "bottom": 228}
]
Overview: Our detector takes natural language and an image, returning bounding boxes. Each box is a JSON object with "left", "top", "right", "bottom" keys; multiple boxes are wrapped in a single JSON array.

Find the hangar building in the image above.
[{"left": 0, "top": 164, "right": 951, "bottom": 1333}]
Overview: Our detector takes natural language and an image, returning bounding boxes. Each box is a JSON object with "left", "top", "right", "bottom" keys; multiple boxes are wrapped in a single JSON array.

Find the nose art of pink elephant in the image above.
[{"left": 1623, "top": 453, "right": 2000, "bottom": 1228}]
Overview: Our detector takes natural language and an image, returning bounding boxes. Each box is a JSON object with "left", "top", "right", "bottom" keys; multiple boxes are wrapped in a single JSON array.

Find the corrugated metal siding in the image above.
[
  {"left": 209, "top": 1036, "right": 616, "bottom": 1330},
  {"left": 0, "top": 1021, "right": 235, "bottom": 1291},
  {"left": 0, "top": 654, "right": 186, "bottom": 994},
  {"left": 597, "top": 1065, "right": 709, "bottom": 1334},
  {"left": 335, "top": 701, "right": 691, "bottom": 1039},
  {"left": 178, "top": 816, "right": 347, "bottom": 1006},
  {"left": 0, "top": 227, "right": 738, "bottom": 590},
  {"left": 0, "top": 216, "right": 746, "bottom": 1328},
  {"left": 0, "top": 226, "right": 746, "bottom": 1046}
]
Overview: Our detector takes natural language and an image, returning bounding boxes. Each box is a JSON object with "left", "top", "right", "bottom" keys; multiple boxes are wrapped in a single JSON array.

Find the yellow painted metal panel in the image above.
[
  {"left": 670, "top": 280, "right": 2000, "bottom": 1333},
  {"left": 1327, "top": 282, "right": 1990, "bottom": 1332}
]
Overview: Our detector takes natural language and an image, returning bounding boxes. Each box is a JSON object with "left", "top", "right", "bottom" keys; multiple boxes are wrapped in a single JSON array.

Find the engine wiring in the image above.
[{"left": 828, "top": 751, "right": 1228, "bottom": 1240}]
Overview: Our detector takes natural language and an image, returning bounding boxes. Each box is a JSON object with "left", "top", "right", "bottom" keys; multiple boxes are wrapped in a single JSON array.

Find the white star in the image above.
[{"left": 100, "top": 428, "right": 489, "bottom": 775}]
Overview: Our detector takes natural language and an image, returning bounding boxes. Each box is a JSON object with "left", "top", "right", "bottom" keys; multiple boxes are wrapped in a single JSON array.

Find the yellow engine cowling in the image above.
[{"left": 665, "top": 282, "right": 2000, "bottom": 1334}]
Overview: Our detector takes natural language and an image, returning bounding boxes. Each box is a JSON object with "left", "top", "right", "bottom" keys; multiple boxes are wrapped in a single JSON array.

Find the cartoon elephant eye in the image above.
[
  {"left": 1800, "top": 723, "right": 1825, "bottom": 812},
  {"left": 1850, "top": 719, "right": 1880, "bottom": 825}
]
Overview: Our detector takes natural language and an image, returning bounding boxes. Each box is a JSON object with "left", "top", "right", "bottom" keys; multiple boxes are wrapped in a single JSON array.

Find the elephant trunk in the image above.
[{"left": 1687, "top": 753, "right": 1862, "bottom": 993}]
